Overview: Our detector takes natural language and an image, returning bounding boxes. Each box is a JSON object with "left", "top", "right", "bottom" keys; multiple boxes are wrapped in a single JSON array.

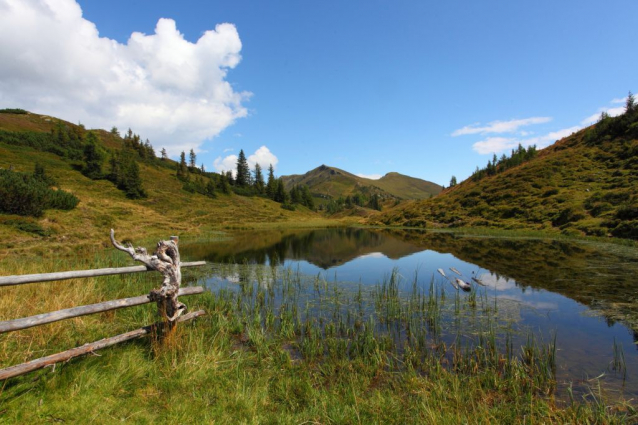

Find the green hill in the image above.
[
  {"left": 0, "top": 110, "right": 333, "bottom": 256},
  {"left": 282, "top": 165, "right": 442, "bottom": 201},
  {"left": 370, "top": 107, "right": 638, "bottom": 240}
]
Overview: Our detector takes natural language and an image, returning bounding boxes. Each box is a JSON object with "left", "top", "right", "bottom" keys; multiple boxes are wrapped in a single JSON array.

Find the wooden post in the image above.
[{"left": 110, "top": 230, "right": 185, "bottom": 322}]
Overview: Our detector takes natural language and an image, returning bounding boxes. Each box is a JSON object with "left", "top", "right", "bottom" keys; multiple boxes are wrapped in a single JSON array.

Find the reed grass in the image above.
[{"left": 0, "top": 254, "right": 635, "bottom": 423}]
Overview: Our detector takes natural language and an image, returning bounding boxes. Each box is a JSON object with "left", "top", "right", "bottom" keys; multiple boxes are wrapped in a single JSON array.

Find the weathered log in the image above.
[
  {"left": 0, "top": 287, "right": 204, "bottom": 334},
  {"left": 0, "top": 261, "right": 206, "bottom": 287},
  {"left": 110, "top": 229, "right": 184, "bottom": 322},
  {"left": 0, "top": 310, "right": 206, "bottom": 381}
]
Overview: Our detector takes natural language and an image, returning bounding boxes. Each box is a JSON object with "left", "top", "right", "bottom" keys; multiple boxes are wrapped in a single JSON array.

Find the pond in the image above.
[{"left": 182, "top": 227, "right": 638, "bottom": 401}]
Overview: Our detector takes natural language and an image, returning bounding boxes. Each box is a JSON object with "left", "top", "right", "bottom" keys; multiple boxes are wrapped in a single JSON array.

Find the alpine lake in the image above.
[{"left": 181, "top": 227, "right": 638, "bottom": 403}]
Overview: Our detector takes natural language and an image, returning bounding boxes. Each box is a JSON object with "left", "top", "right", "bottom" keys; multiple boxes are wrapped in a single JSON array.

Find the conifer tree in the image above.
[
  {"left": 274, "top": 178, "right": 288, "bottom": 203},
  {"left": 235, "top": 149, "right": 250, "bottom": 187},
  {"left": 220, "top": 173, "right": 232, "bottom": 194},
  {"left": 253, "top": 163, "right": 265, "bottom": 194},
  {"left": 177, "top": 151, "right": 188, "bottom": 179},
  {"left": 449, "top": 176, "right": 457, "bottom": 187},
  {"left": 225, "top": 170, "right": 234, "bottom": 186},
  {"left": 626, "top": 91, "right": 636, "bottom": 114},
  {"left": 161, "top": 148, "right": 168, "bottom": 160},
  {"left": 301, "top": 185, "right": 315, "bottom": 210},
  {"left": 189, "top": 149, "right": 197, "bottom": 168},
  {"left": 266, "top": 164, "right": 276, "bottom": 199},
  {"left": 83, "top": 131, "right": 103, "bottom": 179}
]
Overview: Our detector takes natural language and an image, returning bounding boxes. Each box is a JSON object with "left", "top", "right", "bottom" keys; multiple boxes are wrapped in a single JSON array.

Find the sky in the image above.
[{"left": 0, "top": 0, "right": 636, "bottom": 185}]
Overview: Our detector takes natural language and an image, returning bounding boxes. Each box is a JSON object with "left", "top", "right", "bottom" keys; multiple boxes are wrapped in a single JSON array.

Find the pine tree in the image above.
[
  {"left": 110, "top": 126, "right": 120, "bottom": 137},
  {"left": 253, "top": 163, "right": 265, "bottom": 194},
  {"left": 189, "top": 149, "right": 197, "bottom": 169},
  {"left": 626, "top": 91, "right": 636, "bottom": 114},
  {"left": 83, "top": 132, "right": 103, "bottom": 179},
  {"left": 449, "top": 176, "right": 457, "bottom": 187},
  {"left": 235, "top": 149, "right": 250, "bottom": 187},
  {"left": 301, "top": 185, "right": 315, "bottom": 210},
  {"left": 266, "top": 164, "right": 276, "bottom": 199},
  {"left": 177, "top": 151, "right": 188, "bottom": 180},
  {"left": 274, "top": 178, "right": 288, "bottom": 203},
  {"left": 161, "top": 148, "right": 168, "bottom": 160},
  {"left": 206, "top": 177, "right": 216, "bottom": 197},
  {"left": 225, "top": 170, "right": 234, "bottom": 186},
  {"left": 220, "top": 173, "right": 232, "bottom": 194}
]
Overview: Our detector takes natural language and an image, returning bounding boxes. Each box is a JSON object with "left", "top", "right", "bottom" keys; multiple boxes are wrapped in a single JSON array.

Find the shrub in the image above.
[{"left": 0, "top": 168, "right": 79, "bottom": 217}]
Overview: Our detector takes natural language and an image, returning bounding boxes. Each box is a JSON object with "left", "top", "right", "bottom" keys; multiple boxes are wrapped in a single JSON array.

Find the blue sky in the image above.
[{"left": 1, "top": 0, "right": 636, "bottom": 185}]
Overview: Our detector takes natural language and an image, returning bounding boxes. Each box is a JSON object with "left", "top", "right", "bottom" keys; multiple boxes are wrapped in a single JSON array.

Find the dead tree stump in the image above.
[{"left": 110, "top": 229, "right": 186, "bottom": 323}]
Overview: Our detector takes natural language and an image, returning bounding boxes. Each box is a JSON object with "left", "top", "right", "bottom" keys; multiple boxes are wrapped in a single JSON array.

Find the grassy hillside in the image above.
[
  {"left": 282, "top": 165, "right": 441, "bottom": 201},
  {"left": 0, "top": 112, "right": 338, "bottom": 258},
  {"left": 370, "top": 108, "right": 638, "bottom": 240},
  {"left": 373, "top": 171, "right": 442, "bottom": 200}
]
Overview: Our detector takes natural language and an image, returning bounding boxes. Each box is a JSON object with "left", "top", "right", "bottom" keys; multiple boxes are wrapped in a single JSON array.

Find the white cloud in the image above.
[
  {"left": 248, "top": 146, "right": 278, "bottom": 169},
  {"left": 0, "top": 0, "right": 249, "bottom": 156},
  {"left": 472, "top": 137, "right": 516, "bottom": 154},
  {"left": 580, "top": 106, "right": 626, "bottom": 126},
  {"left": 356, "top": 173, "right": 383, "bottom": 180},
  {"left": 213, "top": 154, "right": 238, "bottom": 175},
  {"left": 452, "top": 117, "right": 552, "bottom": 137},
  {"left": 223, "top": 148, "right": 234, "bottom": 153},
  {"left": 472, "top": 126, "right": 580, "bottom": 154},
  {"left": 213, "top": 146, "right": 278, "bottom": 175}
]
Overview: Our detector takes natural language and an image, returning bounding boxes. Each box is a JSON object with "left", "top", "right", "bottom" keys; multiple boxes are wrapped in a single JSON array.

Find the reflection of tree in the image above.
[{"left": 181, "top": 228, "right": 422, "bottom": 269}]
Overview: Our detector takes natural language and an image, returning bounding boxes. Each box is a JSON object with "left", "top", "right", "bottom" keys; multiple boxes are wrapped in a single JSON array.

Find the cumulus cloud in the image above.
[
  {"left": 356, "top": 173, "right": 383, "bottom": 180},
  {"left": 0, "top": 0, "right": 249, "bottom": 156},
  {"left": 472, "top": 126, "right": 580, "bottom": 154},
  {"left": 452, "top": 117, "right": 552, "bottom": 137},
  {"left": 214, "top": 146, "right": 278, "bottom": 175}
]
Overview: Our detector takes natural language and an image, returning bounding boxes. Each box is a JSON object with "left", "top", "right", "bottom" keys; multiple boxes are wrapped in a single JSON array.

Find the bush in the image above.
[
  {"left": 0, "top": 108, "right": 27, "bottom": 114},
  {"left": 0, "top": 168, "right": 79, "bottom": 217}
]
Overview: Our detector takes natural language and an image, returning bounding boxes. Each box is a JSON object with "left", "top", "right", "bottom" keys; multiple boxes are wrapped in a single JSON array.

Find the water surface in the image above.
[{"left": 182, "top": 228, "right": 638, "bottom": 400}]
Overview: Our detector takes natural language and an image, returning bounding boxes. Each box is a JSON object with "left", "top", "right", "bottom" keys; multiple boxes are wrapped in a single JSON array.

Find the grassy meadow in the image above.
[{"left": 0, "top": 247, "right": 636, "bottom": 423}]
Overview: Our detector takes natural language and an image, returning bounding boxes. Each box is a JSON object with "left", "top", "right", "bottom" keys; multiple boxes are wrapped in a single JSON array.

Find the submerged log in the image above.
[
  {"left": 110, "top": 229, "right": 185, "bottom": 322},
  {"left": 0, "top": 310, "right": 206, "bottom": 381},
  {"left": 0, "top": 287, "right": 204, "bottom": 334}
]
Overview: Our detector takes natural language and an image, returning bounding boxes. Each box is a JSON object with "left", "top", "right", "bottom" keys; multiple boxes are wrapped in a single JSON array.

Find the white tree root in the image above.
[{"left": 110, "top": 229, "right": 186, "bottom": 322}]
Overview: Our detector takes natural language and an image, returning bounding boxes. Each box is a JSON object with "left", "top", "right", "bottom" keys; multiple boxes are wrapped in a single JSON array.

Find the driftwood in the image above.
[
  {"left": 0, "top": 262, "right": 206, "bottom": 287},
  {"left": 0, "top": 310, "right": 206, "bottom": 381},
  {"left": 0, "top": 287, "right": 204, "bottom": 334},
  {"left": 110, "top": 229, "right": 186, "bottom": 322}
]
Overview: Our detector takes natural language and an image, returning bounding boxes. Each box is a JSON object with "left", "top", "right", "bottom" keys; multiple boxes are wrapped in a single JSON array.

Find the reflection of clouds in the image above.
[
  {"left": 221, "top": 269, "right": 274, "bottom": 289},
  {"left": 357, "top": 252, "right": 386, "bottom": 259},
  {"left": 477, "top": 273, "right": 516, "bottom": 291},
  {"left": 497, "top": 294, "right": 558, "bottom": 311}
]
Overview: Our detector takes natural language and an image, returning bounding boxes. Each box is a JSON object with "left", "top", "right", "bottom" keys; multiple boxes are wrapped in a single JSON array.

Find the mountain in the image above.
[
  {"left": 0, "top": 110, "right": 327, "bottom": 255},
  {"left": 369, "top": 108, "right": 638, "bottom": 240},
  {"left": 282, "top": 165, "right": 442, "bottom": 201}
]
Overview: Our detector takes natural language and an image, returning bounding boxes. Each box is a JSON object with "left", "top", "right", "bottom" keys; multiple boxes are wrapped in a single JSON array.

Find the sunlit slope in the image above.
[
  {"left": 282, "top": 165, "right": 441, "bottom": 200},
  {"left": 370, "top": 114, "right": 638, "bottom": 239},
  {"left": 0, "top": 113, "right": 328, "bottom": 256}
]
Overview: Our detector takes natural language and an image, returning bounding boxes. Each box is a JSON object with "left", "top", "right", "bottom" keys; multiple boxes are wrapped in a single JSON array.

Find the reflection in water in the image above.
[{"left": 182, "top": 228, "right": 638, "bottom": 399}]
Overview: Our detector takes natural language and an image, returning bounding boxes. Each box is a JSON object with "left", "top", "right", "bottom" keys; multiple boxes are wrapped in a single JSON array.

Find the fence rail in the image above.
[
  {"left": 0, "top": 261, "right": 206, "bottom": 286},
  {"left": 0, "top": 252, "right": 207, "bottom": 380}
]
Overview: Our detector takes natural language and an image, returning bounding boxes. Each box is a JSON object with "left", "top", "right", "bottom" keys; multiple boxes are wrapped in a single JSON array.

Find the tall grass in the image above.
[{"left": 0, "top": 255, "right": 635, "bottom": 423}]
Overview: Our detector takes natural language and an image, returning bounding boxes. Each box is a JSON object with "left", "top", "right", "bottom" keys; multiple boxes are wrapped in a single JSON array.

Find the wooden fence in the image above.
[{"left": 0, "top": 260, "right": 207, "bottom": 381}]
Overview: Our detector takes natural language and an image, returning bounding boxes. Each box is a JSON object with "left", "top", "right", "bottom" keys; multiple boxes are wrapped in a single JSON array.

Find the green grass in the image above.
[
  {"left": 370, "top": 116, "right": 638, "bottom": 241},
  {"left": 0, "top": 250, "right": 635, "bottom": 423}
]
